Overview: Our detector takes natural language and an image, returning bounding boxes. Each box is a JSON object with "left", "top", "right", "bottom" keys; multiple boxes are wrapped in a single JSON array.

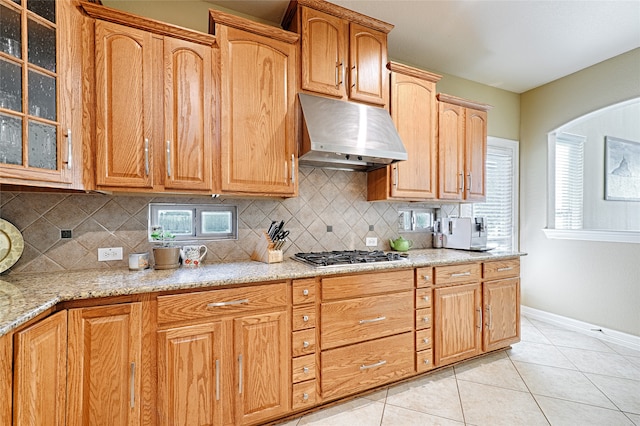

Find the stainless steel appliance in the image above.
[
  {"left": 441, "top": 217, "right": 489, "bottom": 251},
  {"left": 294, "top": 250, "right": 407, "bottom": 268}
]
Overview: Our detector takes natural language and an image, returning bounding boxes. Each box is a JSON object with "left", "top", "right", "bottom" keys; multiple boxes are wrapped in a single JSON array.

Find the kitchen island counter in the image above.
[{"left": 0, "top": 248, "right": 525, "bottom": 336}]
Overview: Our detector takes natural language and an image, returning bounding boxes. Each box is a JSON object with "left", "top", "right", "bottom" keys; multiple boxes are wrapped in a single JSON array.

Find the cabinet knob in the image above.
[
  {"left": 303, "top": 392, "right": 309, "bottom": 401},
  {"left": 303, "top": 341, "right": 310, "bottom": 348},
  {"left": 424, "top": 359, "right": 430, "bottom": 365},
  {"left": 303, "top": 366, "right": 310, "bottom": 374},
  {"left": 423, "top": 338, "right": 429, "bottom": 344},
  {"left": 302, "top": 315, "right": 309, "bottom": 322},
  {"left": 302, "top": 289, "right": 309, "bottom": 296},
  {"left": 423, "top": 275, "right": 430, "bottom": 281},
  {"left": 423, "top": 296, "right": 430, "bottom": 302},
  {"left": 423, "top": 317, "right": 430, "bottom": 323}
]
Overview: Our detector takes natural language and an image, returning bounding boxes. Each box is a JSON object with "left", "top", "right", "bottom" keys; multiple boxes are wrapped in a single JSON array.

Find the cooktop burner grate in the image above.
[{"left": 293, "top": 250, "right": 407, "bottom": 267}]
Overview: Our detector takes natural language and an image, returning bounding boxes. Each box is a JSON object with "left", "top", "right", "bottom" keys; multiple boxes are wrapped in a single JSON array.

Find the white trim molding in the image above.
[
  {"left": 543, "top": 228, "right": 640, "bottom": 244},
  {"left": 522, "top": 305, "right": 640, "bottom": 351}
]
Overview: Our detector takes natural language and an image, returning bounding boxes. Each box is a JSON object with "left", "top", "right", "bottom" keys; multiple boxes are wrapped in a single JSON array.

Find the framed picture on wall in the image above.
[{"left": 605, "top": 136, "right": 640, "bottom": 201}]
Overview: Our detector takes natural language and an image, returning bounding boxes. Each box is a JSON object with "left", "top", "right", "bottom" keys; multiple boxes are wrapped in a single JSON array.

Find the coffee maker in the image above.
[{"left": 441, "top": 217, "right": 489, "bottom": 251}]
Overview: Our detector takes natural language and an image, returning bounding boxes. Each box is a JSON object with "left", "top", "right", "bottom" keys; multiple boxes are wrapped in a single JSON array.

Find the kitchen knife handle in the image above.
[
  {"left": 144, "top": 138, "right": 149, "bottom": 176},
  {"left": 166, "top": 140, "right": 171, "bottom": 178},
  {"left": 65, "top": 129, "right": 72, "bottom": 170},
  {"left": 130, "top": 362, "right": 135, "bottom": 408},
  {"left": 291, "top": 154, "right": 295, "bottom": 183}
]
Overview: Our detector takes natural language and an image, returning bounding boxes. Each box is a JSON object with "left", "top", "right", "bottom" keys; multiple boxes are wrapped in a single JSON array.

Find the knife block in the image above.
[{"left": 251, "top": 232, "right": 283, "bottom": 264}]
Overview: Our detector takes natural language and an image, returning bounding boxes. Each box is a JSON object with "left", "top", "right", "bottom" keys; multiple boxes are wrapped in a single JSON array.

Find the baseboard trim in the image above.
[{"left": 521, "top": 306, "right": 640, "bottom": 352}]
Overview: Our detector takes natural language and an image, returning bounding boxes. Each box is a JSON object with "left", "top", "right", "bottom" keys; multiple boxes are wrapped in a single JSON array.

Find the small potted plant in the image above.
[{"left": 150, "top": 226, "right": 180, "bottom": 270}]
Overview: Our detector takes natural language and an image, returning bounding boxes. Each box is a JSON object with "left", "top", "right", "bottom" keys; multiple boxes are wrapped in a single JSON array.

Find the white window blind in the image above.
[
  {"left": 555, "top": 133, "right": 585, "bottom": 230},
  {"left": 473, "top": 138, "right": 519, "bottom": 251}
]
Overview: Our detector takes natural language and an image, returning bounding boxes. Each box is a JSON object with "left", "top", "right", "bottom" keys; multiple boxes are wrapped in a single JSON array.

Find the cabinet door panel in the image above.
[
  {"left": 390, "top": 73, "right": 437, "bottom": 198},
  {"left": 67, "top": 303, "right": 142, "bottom": 426},
  {"left": 157, "top": 322, "right": 223, "bottom": 426},
  {"left": 235, "top": 310, "right": 289, "bottom": 425},
  {"left": 95, "top": 21, "right": 153, "bottom": 188},
  {"left": 434, "top": 283, "right": 482, "bottom": 366},
  {"left": 13, "top": 310, "right": 67, "bottom": 426},
  {"left": 301, "top": 7, "right": 346, "bottom": 97},
  {"left": 438, "top": 101, "right": 464, "bottom": 200},
  {"left": 465, "top": 108, "right": 487, "bottom": 201},
  {"left": 219, "top": 27, "right": 296, "bottom": 195},
  {"left": 349, "top": 23, "right": 387, "bottom": 106},
  {"left": 483, "top": 278, "right": 520, "bottom": 351},
  {"left": 163, "top": 38, "right": 213, "bottom": 191}
]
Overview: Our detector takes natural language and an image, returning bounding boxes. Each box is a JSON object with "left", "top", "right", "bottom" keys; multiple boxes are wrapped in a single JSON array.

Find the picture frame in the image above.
[{"left": 605, "top": 136, "right": 640, "bottom": 201}]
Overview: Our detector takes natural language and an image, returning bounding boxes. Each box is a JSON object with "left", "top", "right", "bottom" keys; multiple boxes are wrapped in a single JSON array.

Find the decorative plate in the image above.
[{"left": 0, "top": 218, "right": 24, "bottom": 274}]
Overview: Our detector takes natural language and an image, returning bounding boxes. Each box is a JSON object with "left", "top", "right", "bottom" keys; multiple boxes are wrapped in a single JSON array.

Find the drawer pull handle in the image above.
[
  {"left": 302, "top": 315, "right": 309, "bottom": 322},
  {"left": 303, "top": 341, "right": 310, "bottom": 348},
  {"left": 238, "top": 354, "right": 243, "bottom": 394},
  {"left": 303, "top": 392, "right": 309, "bottom": 401},
  {"left": 497, "top": 267, "right": 513, "bottom": 272},
  {"left": 215, "top": 359, "right": 220, "bottom": 401},
  {"left": 360, "top": 360, "right": 387, "bottom": 370},
  {"left": 303, "top": 366, "right": 310, "bottom": 374},
  {"left": 451, "top": 272, "right": 471, "bottom": 277},
  {"left": 359, "top": 316, "right": 386, "bottom": 325},
  {"left": 130, "top": 362, "right": 135, "bottom": 408},
  {"left": 207, "top": 299, "right": 249, "bottom": 308},
  {"left": 302, "top": 289, "right": 309, "bottom": 296}
]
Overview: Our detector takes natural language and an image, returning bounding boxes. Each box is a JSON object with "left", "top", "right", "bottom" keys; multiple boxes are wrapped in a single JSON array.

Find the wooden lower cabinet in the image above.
[
  {"left": 321, "top": 332, "right": 414, "bottom": 400},
  {"left": 66, "top": 303, "right": 143, "bottom": 426},
  {"left": 13, "top": 311, "right": 68, "bottom": 426},
  {"left": 157, "top": 284, "right": 290, "bottom": 426},
  {"left": 433, "top": 282, "right": 482, "bottom": 366},
  {"left": 483, "top": 278, "right": 521, "bottom": 352}
]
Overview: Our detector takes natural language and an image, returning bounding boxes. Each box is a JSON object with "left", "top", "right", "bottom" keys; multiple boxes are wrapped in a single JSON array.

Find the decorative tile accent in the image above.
[{"left": 0, "top": 167, "right": 449, "bottom": 273}]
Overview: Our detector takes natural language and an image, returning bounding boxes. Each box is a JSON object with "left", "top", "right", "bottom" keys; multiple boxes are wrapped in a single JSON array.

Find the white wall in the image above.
[{"left": 520, "top": 48, "right": 640, "bottom": 336}]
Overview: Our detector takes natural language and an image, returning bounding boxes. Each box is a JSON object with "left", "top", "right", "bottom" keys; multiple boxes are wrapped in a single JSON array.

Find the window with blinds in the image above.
[
  {"left": 473, "top": 138, "right": 519, "bottom": 251},
  {"left": 555, "top": 133, "right": 585, "bottom": 229}
]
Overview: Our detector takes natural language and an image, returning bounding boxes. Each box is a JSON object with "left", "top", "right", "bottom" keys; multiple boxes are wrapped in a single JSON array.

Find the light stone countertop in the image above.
[{"left": 0, "top": 248, "right": 525, "bottom": 337}]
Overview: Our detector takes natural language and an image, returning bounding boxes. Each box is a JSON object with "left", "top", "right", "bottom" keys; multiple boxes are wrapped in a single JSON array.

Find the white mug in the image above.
[
  {"left": 129, "top": 252, "right": 149, "bottom": 270},
  {"left": 181, "top": 245, "right": 207, "bottom": 267}
]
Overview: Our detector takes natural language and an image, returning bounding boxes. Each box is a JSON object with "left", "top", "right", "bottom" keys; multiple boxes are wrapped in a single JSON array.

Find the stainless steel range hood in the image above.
[{"left": 298, "top": 93, "right": 407, "bottom": 171}]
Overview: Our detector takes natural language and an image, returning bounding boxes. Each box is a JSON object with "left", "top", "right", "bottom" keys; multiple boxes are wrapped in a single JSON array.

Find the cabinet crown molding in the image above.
[
  {"left": 210, "top": 9, "right": 299, "bottom": 44},
  {"left": 80, "top": 2, "right": 217, "bottom": 46},
  {"left": 437, "top": 93, "right": 493, "bottom": 111},
  {"left": 282, "top": 0, "right": 394, "bottom": 34},
  {"left": 388, "top": 61, "right": 442, "bottom": 83}
]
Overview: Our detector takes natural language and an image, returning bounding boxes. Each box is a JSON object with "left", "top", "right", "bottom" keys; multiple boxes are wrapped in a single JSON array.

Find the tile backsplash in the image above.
[{"left": 0, "top": 167, "right": 454, "bottom": 274}]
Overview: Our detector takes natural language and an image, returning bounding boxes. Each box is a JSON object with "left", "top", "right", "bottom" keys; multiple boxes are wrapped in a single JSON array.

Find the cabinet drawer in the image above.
[
  {"left": 293, "top": 278, "right": 317, "bottom": 305},
  {"left": 416, "top": 308, "right": 432, "bottom": 330},
  {"left": 292, "top": 328, "right": 316, "bottom": 357},
  {"left": 322, "top": 269, "right": 414, "bottom": 300},
  {"left": 292, "top": 379, "right": 317, "bottom": 410},
  {"left": 292, "top": 354, "right": 316, "bottom": 383},
  {"left": 321, "top": 291, "right": 413, "bottom": 349},
  {"left": 416, "top": 288, "right": 432, "bottom": 309},
  {"left": 416, "top": 349, "right": 434, "bottom": 373},
  {"left": 292, "top": 305, "right": 316, "bottom": 331},
  {"left": 483, "top": 259, "right": 520, "bottom": 280},
  {"left": 434, "top": 263, "right": 481, "bottom": 286},
  {"left": 416, "top": 267, "right": 433, "bottom": 288},
  {"left": 157, "top": 282, "right": 287, "bottom": 325},
  {"left": 416, "top": 328, "right": 432, "bottom": 351},
  {"left": 321, "top": 332, "right": 414, "bottom": 400}
]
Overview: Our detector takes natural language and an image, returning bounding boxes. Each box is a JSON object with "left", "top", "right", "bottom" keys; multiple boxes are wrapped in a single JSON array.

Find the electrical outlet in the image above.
[
  {"left": 98, "top": 247, "right": 123, "bottom": 261},
  {"left": 365, "top": 237, "right": 378, "bottom": 247}
]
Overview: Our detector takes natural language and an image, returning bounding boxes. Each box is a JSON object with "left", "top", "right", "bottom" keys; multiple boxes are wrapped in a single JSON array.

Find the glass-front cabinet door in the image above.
[{"left": 0, "top": 0, "right": 81, "bottom": 188}]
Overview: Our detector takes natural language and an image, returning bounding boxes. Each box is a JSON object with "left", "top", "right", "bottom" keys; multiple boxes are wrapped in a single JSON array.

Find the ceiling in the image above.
[{"left": 207, "top": 0, "right": 640, "bottom": 93}]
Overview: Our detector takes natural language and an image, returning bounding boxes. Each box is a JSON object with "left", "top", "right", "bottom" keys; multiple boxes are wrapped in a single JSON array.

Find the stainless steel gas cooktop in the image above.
[{"left": 293, "top": 250, "right": 408, "bottom": 268}]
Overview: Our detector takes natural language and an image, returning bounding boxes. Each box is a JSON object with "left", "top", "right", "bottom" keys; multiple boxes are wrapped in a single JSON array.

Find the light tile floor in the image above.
[{"left": 278, "top": 316, "right": 640, "bottom": 425}]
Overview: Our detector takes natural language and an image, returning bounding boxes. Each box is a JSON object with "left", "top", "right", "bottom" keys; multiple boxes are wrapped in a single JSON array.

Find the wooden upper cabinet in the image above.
[
  {"left": 163, "top": 38, "right": 213, "bottom": 191},
  {"left": 367, "top": 62, "right": 441, "bottom": 201},
  {"left": 211, "top": 10, "right": 298, "bottom": 196},
  {"left": 94, "top": 21, "right": 154, "bottom": 189},
  {"left": 0, "top": 0, "right": 84, "bottom": 189},
  {"left": 437, "top": 93, "right": 491, "bottom": 201},
  {"left": 300, "top": 7, "right": 347, "bottom": 97},
  {"left": 283, "top": 0, "right": 392, "bottom": 107},
  {"left": 66, "top": 302, "right": 143, "bottom": 426},
  {"left": 85, "top": 3, "right": 217, "bottom": 193},
  {"left": 13, "top": 310, "right": 68, "bottom": 426},
  {"left": 348, "top": 23, "right": 387, "bottom": 105}
]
